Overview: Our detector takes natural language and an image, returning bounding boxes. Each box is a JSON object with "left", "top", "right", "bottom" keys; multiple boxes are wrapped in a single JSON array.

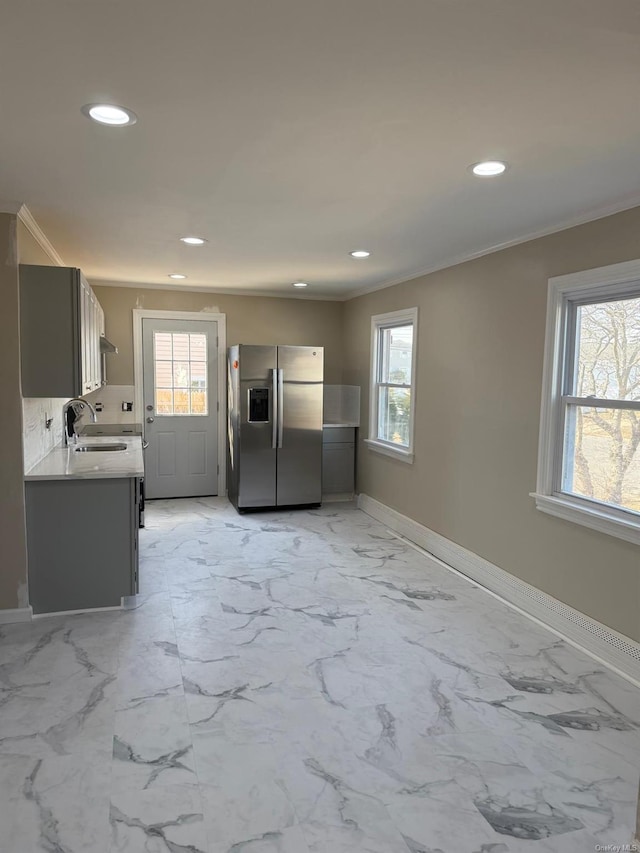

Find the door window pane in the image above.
[
  {"left": 378, "top": 387, "right": 412, "bottom": 446},
  {"left": 153, "top": 331, "right": 208, "bottom": 416},
  {"left": 563, "top": 405, "right": 640, "bottom": 513},
  {"left": 154, "top": 333, "right": 173, "bottom": 360},
  {"left": 173, "top": 389, "right": 189, "bottom": 414},
  {"left": 190, "top": 391, "right": 207, "bottom": 414},
  {"left": 190, "top": 362, "right": 207, "bottom": 389},
  {"left": 173, "top": 361, "right": 190, "bottom": 388},
  {"left": 155, "top": 361, "right": 173, "bottom": 388},
  {"left": 156, "top": 389, "right": 174, "bottom": 415},
  {"left": 172, "top": 333, "right": 190, "bottom": 360},
  {"left": 190, "top": 334, "right": 207, "bottom": 360}
]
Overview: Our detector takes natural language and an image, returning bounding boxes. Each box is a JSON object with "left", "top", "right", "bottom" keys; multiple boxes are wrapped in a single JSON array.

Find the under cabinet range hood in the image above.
[{"left": 99, "top": 335, "right": 118, "bottom": 354}]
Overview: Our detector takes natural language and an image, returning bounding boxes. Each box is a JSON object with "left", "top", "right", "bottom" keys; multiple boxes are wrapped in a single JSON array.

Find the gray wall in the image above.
[
  {"left": 0, "top": 213, "right": 28, "bottom": 611},
  {"left": 6, "top": 207, "right": 640, "bottom": 642},
  {"left": 343, "top": 205, "right": 640, "bottom": 642},
  {"left": 18, "top": 220, "right": 68, "bottom": 472},
  {"left": 0, "top": 217, "right": 69, "bottom": 612},
  {"left": 92, "top": 284, "right": 345, "bottom": 385}
]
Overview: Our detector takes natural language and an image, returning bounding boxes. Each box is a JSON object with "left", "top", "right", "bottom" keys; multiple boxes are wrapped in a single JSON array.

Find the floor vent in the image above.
[
  {"left": 487, "top": 573, "right": 640, "bottom": 662},
  {"left": 358, "top": 493, "right": 640, "bottom": 686}
]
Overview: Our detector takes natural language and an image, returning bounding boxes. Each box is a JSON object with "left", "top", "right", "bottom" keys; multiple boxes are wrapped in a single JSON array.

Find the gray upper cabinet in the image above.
[{"left": 20, "top": 264, "right": 104, "bottom": 397}]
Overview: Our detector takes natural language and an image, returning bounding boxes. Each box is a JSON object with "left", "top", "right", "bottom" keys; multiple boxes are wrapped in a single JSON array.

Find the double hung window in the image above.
[
  {"left": 534, "top": 262, "right": 640, "bottom": 543},
  {"left": 367, "top": 308, "right": 418, "bottom": 463}
]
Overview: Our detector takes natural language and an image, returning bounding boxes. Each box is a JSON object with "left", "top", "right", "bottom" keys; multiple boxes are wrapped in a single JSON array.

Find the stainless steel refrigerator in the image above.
[{"left": 227, "top": 345, "right": 324, "bottom": 511}]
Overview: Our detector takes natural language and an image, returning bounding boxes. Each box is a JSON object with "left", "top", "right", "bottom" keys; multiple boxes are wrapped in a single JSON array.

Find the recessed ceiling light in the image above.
[
  {"left": 350, "top": 250, "right": 371, "bottom": 259},
  {"left": 292, "top": 282, "right": 309, "bottom": 288},
  {"left": 81, "top": 103, "right": 137, "bottom": 126},
  {"left": 168, "top": 273, "right": 187, "bottom": 280},
  {"left": 180, "top": 236, "right": 207, "bottom": 245},
  {"left": 471, "top": 160, "right": 508, "bottom": 177}
]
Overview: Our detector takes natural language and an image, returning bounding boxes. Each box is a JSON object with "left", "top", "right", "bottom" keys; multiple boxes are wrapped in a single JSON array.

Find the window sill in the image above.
[
  {"left": 365, "top": 439, "right": 414, "bottom": 464},
  {"left": 531, "top": 492, "right": 640, "bottom": 546}
]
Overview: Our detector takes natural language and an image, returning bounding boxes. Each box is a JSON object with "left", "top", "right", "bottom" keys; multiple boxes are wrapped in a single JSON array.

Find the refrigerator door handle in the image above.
[
  {"left": 271, "top": 368, "right": 278, "bottom": 449},
  {"left": 277, "top": 368, "right": 284, "bottom": 449}
]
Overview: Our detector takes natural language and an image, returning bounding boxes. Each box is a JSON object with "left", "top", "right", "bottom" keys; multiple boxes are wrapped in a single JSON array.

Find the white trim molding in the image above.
[
  {"left": 17, "top": 205, "right": 65, "bottom": 266},
  {"left": 358, "top": 493, "right": 640, "bottom": 686},
  {"left": 132, "top": 308, "right": 227, "bottom": 497},
  {"left": 368, "top": 307, "right": 418, "bottom": 463},
  {"left": 534, "top": 258, "right": 640, "bottom": 543},
  {"left": 531, "top": 493, "right": 640, "bottom": 546},
  {"left": 364, "top": 439, "right": 414, "bottom": 463},
  {"left": 346, "top": 193, "right": 640, "bottom": 302},
  {"left": 90, "top": 278, "right": 344, "bottom": 301},
  {"left": 0, "top": 606, "right": 33, "bottom": 624}
]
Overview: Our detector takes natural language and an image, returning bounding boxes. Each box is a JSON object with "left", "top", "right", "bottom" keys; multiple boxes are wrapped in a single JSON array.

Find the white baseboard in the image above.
[
  {"left": 358, "top": 493, "right": 640, "bottom": 687},
  {"left": 0, "top": 606, "right": 33, "bottom": 624},
  {"left": 323, "top": 493, "right": 356, "bottom": 503}
]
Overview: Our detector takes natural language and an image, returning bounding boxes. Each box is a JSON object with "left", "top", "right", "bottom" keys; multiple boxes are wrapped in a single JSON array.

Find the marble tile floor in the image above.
[{"left": 1, "top": 497, "right": 639, "bottom": 852}]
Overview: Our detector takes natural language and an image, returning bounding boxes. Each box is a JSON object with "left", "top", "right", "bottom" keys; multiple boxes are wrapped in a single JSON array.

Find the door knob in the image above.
[{"left": 146, "top": 417, "right": 154, "bottom": 423}]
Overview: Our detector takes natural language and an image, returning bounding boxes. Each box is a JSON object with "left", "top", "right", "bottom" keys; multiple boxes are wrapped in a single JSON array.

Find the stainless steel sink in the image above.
[{"left": 74, "top": 443, "right": 127, "bottom": 453}]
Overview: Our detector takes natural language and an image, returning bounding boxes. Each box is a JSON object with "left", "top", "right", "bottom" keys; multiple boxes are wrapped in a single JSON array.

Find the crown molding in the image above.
[
  {"left": 9, "top": 191, "right": 640, "bottom": 303},
  {"left": 89, "top": 278, "right": 344, "bottom": 301},
  {"left": 17, "top": 205, "right": 65, "bottom": 266},
  {"left": 345, "top": 192, "right": 640, "bottom": 302}
]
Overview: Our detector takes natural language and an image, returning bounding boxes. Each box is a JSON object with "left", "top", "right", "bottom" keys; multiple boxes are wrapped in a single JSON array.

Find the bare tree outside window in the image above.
[{"left": 565, "top": 297, "right": 640, "bottom": 512}]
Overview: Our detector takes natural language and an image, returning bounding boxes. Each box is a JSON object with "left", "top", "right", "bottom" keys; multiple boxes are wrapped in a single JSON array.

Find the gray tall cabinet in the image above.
[{"left": 20, "top": 264, "right": 105, "bottom": 397}]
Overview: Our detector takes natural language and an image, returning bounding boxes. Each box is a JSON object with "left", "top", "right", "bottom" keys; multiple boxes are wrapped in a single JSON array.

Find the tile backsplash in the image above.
[
  {"left": 22, "top": 397, "right": 68, "bottom": 472},
  {"left": 323, "top": 385, "right": 361, "bottom": 426},
  {"left": 84, "top": 385, "right": 137, "bottom": 425},
  {"left": 22, "top": 385, "right": 138, "bottom": 473}
]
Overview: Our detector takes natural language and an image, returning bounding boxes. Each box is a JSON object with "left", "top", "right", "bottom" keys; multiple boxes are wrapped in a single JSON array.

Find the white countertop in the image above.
[
  {"left": 25, "top": 436, "right": 144, "bottom": 482},
  {"left": 79, "top": 422, "right": 143, "bottom": 437}
]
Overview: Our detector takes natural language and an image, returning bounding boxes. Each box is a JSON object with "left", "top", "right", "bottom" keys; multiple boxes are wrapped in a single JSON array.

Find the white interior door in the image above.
[{"left": 142, "top": 318, "right": 218, "bottom": 499}]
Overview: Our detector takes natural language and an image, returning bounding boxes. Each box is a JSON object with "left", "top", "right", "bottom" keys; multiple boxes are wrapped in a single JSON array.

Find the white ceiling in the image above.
[{"left": 2, "top": 0, "right": 640, "bottom": 298}]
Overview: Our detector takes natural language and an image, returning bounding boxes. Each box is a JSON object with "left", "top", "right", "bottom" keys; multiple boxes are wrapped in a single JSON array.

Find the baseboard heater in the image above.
[{"left": 358, "top": 494, "right": 640, "bottom": 687}]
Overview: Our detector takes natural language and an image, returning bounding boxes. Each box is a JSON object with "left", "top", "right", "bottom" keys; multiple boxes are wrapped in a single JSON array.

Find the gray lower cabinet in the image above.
[
  {"left": 25, "top": 478, "right": 140, "bottom": 614},
  {"left": 322, "top": 427, "right": 356, "bottom": 495}
]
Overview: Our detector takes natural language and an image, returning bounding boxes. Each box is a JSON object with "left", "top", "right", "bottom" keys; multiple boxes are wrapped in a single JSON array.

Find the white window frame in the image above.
[
  {"left": 365, "top": 307, "right": 418, "bottom": 463},
  {"left": 532, "top": 259, "right": 640, "bottom": 545}
]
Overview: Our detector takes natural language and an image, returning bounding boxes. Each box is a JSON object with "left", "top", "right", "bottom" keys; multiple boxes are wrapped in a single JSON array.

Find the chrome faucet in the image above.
[{"left": 63, "top": 398, "right": 97, "bottom": 445}]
